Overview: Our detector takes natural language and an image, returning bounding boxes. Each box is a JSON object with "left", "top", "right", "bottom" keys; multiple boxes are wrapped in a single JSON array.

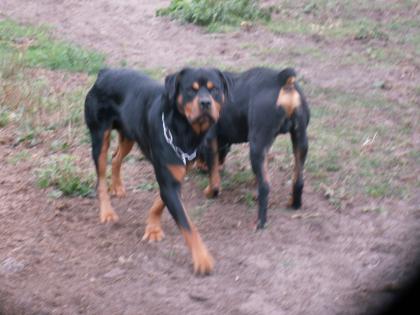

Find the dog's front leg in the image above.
[
  {"left": 157, "top": 163, "right": 214, "bottom": 275},
  {"left": 203, "top": 138, "right": 221, "bottom": 198}
]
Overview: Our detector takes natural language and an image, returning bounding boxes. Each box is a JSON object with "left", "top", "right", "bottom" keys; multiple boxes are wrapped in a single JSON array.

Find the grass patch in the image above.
[
  {"left": 1, "top": 53, "right": 92, "bottom": 147},
  {"left": 223, "top": 168, "right": 254, "bottom": 190},
  {"left": 0, "top": 108, "right": 11, "bottom": 127},
  {"left": 35, "top": 154, "right": 94, "bottom": 197},
  {"left": 0, "top": 19, "right": 105, "bottom": 73},
  {"left": 136, "top": 181, "right": 159, "bottom": 192},
  {"left": 157, "top": 0, "right": 271, "bottom": 31},
  {"left": 303, "top": 83, "right": 417, "bottom": 205},
  {"left": 7, "top": 151, "right": 31, "bottom": 165}
]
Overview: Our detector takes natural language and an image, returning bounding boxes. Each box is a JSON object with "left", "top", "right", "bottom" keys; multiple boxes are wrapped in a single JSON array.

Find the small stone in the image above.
[
  {"left": 0, "top": 257, "right": 25, "bottom": 274},
  {"left": 103, "top": 267, "right": 124, "bottom": 278}
]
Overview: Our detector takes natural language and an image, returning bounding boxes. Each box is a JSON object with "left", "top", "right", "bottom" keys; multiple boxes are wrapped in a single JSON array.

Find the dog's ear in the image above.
[
  {"left": 164, "top": 68, "right": 190, "bottom": 107},
  {"left": 164, "top": 72, "right": 179, "bottom": 106},
  {"left": 214, "top": 69, "right": 233, "bottom": 104},
  {"left": 278, "top": 68, "right": 297, "bottom": 87}
]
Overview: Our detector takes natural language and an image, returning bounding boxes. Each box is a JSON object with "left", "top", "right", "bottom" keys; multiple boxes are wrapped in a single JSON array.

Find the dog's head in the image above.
[{"left": 164, "top": 68, "right": 229, "bottom": 134}]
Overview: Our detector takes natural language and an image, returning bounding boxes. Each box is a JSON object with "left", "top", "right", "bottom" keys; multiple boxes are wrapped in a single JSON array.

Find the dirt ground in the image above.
[{"left": 1, "top": 1, "right": 420, "bottom": 314}]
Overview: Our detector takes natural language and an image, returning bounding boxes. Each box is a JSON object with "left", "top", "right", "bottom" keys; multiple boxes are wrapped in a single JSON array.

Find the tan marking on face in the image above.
[
  {"left": 192, "top": 82, "right": 199, "bottom": 91},
  {"left": 184, "top": 97, "right": 201, "bottom": 122},
  {"left": 206, "top": 81, "right": 214, "bottom": 89},
  {"left": 167, "top": 164, "right": 186, "bottom": 182},
  {"left": 276, "top": 76, "right": 301, "bottom": 117}
]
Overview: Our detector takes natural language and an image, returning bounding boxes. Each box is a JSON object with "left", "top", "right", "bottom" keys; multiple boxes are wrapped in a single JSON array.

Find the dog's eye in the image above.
[{"left": 191, "top": 82, "right": 199, "bottom": 91}]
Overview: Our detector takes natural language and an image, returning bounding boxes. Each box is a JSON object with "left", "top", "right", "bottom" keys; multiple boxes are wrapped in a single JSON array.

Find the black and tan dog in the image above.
[
  {"left": 199, "top": 67, "right": 310, "bottom": 229},
  {"left": 84, "top": 67, "right": 229, "bottom": 274}
]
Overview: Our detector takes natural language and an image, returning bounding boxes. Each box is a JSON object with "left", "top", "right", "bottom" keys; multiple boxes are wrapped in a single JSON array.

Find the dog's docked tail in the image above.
[{"left": 276, "top": 68, "right": 301, "bottom": 117}]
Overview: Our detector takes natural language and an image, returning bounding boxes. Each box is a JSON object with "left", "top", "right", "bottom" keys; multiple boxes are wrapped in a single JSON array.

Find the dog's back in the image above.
[{"left": 84, "top": 68, "right": 163, "bottom": 137}]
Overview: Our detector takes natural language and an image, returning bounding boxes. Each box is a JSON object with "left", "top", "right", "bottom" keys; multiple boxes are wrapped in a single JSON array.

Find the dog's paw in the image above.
[
  {"left": 142, "top": 225, "right": 165, "bottom": 242},
  {"left": 192, "top": 248, "right": 214, "bottom": 276},
  {"left": 100, "top": 208, "right": 119, "bottom": 223},
  {"left": 255, "top": 219, "right": 267, "bottom": 231},
  {"left": 110, "top": 184, "right": 126, "bottom": 198},
  {"left": 203, "top": 185, "right": 219, "bottom": 199},
  {"left": 287, "top": 196, "right": 301, "bottom": 209}
]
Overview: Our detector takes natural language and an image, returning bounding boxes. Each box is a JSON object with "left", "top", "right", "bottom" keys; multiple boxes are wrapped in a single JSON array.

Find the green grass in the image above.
[
  {"left": 299, "top": 83, "right": 417, "bottom": 206},
  {"left": 1, "top": 51, "right": 93, "bottom": 147},
  {"left": 222, "top": 168, "right": 254, "bottom": 190},
  {"left": 136, "top": 181, "right": 159, "bottom": 192},
  {"left": 157, "top": 0, "right": 271, "bottom": 31},
  {"left": 7, "top": 151, "right": 31, "bottom": 165},
  {"left": 0, "top": 19, "right": 105, "bottom": 73},
  {"left": 0, "top": 108, "right": 10, "bottom": 127},
  {"left": 35, "top": 154, "right": 94, "bottom": 197}
]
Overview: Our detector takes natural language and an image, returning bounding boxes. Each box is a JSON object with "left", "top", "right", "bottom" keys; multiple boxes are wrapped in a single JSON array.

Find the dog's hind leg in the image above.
[
  {"left": 93, "top": 129, "right": 119, "bottom": 223},
  {"left": 110, "top": 132, "right": 134, "bottom": 198},
  {"left": 288, "top": 118, "right": 308, "bottom": 209},
  {"left": 250, "top": 141, "right": 271, "bottom": 230}
]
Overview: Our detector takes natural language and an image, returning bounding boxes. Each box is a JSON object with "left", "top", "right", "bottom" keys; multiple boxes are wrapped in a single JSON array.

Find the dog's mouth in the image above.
[
  {"left": 191, "top": 112, "right": 215, "bottom": 125},
  {"left": 190, "top": 112, "right": 215, "bottom": 134}
]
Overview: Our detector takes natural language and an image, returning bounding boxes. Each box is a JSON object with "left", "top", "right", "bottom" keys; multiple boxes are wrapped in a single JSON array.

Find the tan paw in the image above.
[
  {"left": 109, "top": 184, "right": 126, "bottom": 198},
  {"left": 192, "top": 248, "right": 214, "bottom": 275},
  {"left": 100, "top": 209, "right": 119, "bottom": 223},
  {"left": 142, "top": 225, "right": 165, "bottom": 242}
]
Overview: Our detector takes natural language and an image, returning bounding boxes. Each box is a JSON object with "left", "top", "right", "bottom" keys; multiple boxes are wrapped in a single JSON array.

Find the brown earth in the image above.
[{"left": 1, "top": 1, "right": 420, "bottom": 314}]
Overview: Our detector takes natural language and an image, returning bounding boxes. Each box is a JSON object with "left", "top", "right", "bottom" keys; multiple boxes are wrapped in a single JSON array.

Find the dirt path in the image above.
[{"left": 1, "top": 1, "right": 420, "bottom": 314}]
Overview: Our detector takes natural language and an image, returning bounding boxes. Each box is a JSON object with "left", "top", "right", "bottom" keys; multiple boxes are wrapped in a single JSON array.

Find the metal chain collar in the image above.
[{"left": 162, "top": 112, "right": 197, "bottom": 165}]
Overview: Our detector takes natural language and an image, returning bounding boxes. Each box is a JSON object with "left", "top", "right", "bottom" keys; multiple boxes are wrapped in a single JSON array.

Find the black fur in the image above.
[
  {"left": 85, "top": 67, "right": 228, "bottom": 273},
  {"left": 199, "top": 67, "right": 310, "bottom": 229}
]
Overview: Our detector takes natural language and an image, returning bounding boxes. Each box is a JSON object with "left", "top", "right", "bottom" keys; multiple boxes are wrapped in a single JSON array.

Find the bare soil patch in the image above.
[{"left": 0, "top": 1, "right": 419, "bottom": 314}]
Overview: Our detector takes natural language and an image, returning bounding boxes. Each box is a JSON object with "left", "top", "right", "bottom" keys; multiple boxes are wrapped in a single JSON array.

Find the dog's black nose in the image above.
[{"left": 200, "top": 99, "right": 211, "bottom": 110}]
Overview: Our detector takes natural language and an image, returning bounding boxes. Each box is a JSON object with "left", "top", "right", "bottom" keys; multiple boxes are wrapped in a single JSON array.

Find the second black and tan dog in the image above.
[
  {"left": 199, "top": 67, "right": 310, "bottom": 229},
  {"left": 84, "top": 67, "right": 229, "bottom": 274}
]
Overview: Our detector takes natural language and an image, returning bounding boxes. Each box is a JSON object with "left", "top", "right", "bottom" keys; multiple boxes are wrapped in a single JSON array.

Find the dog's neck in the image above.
[{"left": 164, "top": 109, "right": 205, "bottom": 154}]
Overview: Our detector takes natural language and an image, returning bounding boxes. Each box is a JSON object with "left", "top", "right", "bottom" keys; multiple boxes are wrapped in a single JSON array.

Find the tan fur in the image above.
[
  {"left": 110, "top": 133, "right": 134, "bottom": 197},
  {"left": 204, "top": 138, "right": 221, "bottom": 198},
  {"left": 276, "top": 76, "right": 301, "bottom": 117},
  {"left": 167, "top": 164, "right": 186, "bottom": 182},
  {"left": 181, "top": 226, "right": 214, "bottom": 274},
  {"left": 142, "top": 195, "right": 166, "bottom": 242},
  {"left": 184, "top": 97, "right": 201, "bottom": 123},
  {"left": 97, "top": 130, "right": 119, "bottom": 223},
  {"left": 287, "top": 148, "right": 302, "bottom": 207}
]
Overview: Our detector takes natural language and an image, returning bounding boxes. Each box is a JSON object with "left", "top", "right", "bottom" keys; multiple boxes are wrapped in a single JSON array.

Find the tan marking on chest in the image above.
[{"left": 276, "top": 77, "right": 301, "bottom": 117}]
